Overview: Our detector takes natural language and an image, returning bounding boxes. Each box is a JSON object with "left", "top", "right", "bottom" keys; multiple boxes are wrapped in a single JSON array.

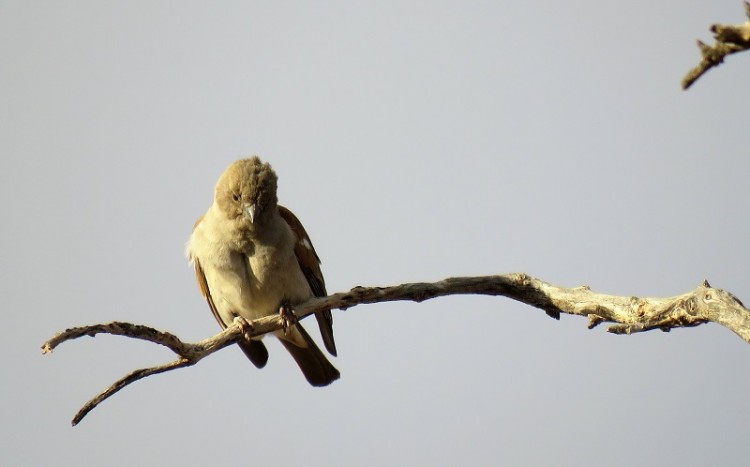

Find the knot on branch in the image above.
[{"left": 711, "top": 22, "right": 750, "bottom": 45}]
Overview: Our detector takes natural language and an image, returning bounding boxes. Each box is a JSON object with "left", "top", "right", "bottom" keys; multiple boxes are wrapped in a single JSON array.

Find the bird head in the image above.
[{"left": 214, "top": 156, "right": 278, "bottom": 226}]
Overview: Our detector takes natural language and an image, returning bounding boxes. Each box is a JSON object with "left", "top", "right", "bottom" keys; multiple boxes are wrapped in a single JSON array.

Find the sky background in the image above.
[{"left": 3, "top": 1, "right": 750, "bottom": 465}]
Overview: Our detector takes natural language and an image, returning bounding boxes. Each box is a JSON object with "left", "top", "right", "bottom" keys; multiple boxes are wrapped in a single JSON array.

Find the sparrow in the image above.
[{"left": 186, "top": 157, "right": 339, "bottom": 386}]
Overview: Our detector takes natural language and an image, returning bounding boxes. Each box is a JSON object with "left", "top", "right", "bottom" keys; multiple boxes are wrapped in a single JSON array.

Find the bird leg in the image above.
[
  {"left": 232, "top": 316, "right": 255, "bottom": 342},
  {"left": 278, "top": 300, "right": 298, "bottom": 334}
]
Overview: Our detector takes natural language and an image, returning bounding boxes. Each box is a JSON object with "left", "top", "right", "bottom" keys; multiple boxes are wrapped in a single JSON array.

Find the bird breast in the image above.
[{"left": 192, "top": 212, "right": 312, "bottom": 322}]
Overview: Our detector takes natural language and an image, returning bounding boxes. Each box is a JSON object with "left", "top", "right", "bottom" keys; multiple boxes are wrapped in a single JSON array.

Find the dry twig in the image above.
[
  {"left": 682, "top": 1, "right": 750, "bottom": 89},
  {"left": 42, "top": 274, "right": 750, "bottom": 426}
]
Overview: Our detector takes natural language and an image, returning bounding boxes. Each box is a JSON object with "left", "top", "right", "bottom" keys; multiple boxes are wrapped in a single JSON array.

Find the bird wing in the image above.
[
  {"left": 190, "top": 216, "right": 269, "bottom": 368},
  {"left": 277, "top": 205, "right": 337, "bottom": 356}
]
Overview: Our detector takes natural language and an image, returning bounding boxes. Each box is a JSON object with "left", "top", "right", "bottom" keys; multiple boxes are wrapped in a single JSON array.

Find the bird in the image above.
[{"left": 186, "top": 157, "right": 339, "bottom": 386}]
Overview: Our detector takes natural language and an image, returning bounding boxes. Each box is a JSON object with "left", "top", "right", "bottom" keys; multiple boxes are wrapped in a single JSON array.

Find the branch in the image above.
[
  {"left": 682, "top": 1, "right": 750, "bottom": 89},
  {"left": 42, "top": 274, "right": 750, "bottom": 425}
]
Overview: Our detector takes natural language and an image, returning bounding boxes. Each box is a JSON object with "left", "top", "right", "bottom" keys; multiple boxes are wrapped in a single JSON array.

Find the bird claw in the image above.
[
  {"left": 233, "top": 316, "right": 255, "bottom": 341},
  {"left": 278, "top": 301, "right": 297, "bottom": 334}
]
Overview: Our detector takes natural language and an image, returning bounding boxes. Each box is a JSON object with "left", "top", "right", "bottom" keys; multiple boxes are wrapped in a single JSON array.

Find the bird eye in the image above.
[{"left": 232, "top": 193, "right": 240, "bottom": 202}]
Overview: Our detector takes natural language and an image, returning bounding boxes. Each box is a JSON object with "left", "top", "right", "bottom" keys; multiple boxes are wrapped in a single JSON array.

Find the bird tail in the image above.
[
  {"left": 238, "top": 340, "right": 269, "bottom": 368},
  {"left": 278, "top": 324, "right": 340, "bottom": 387}
]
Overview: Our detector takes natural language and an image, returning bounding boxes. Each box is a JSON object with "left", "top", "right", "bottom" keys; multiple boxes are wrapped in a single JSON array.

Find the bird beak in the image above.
[{"left": 244, "top": 204, "right": 257, "bottom": 223}]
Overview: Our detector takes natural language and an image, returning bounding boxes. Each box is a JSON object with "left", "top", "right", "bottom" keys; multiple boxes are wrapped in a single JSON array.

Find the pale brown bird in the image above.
[{"left": 187, "top": 157, "right": 339, "bottom": 386}]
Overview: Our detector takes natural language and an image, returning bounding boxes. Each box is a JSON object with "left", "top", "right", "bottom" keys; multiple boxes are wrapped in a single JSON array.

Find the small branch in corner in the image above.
[{"left": 682, "top": 1, "right": 750, "bottom": 89}]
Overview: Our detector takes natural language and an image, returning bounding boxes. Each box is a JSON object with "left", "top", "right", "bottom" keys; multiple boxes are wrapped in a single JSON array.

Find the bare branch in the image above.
[
  {"left": 43, "top": 321, "right": 249, "bottom": 426},
  {"left": 682, "top": 2, "right": 750, "bottom": 89},
  {"left": 72, "top": 358, "right": 192, "bottom": 426},
  {"left": 42, "top": 274, "right": 750, "bottom": 425}
]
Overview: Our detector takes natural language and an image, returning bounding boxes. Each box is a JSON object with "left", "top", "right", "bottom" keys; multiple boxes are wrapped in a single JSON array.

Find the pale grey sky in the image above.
[{"left": 3, "top": 1, "right": 750, "bottom": 466}]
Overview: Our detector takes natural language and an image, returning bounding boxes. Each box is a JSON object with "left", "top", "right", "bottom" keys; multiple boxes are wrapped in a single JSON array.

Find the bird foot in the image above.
[
  {"left": 233, "top": 316, "right": 255, "bottom": 341},
  {"left": 278, "top": 301, "right": 298, "bottom": 334}
]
